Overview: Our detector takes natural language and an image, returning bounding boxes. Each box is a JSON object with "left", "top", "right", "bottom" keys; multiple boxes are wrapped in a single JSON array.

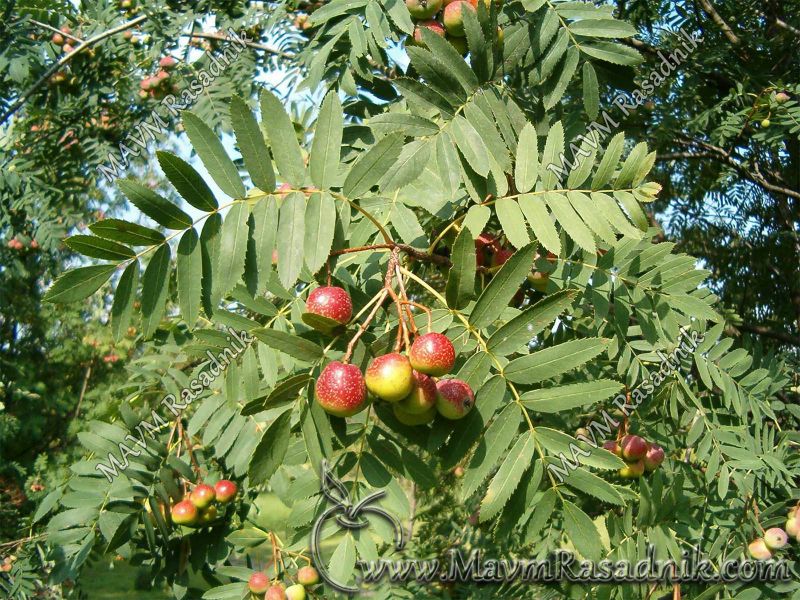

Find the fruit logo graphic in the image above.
[{"left": 310, "top": 461, "right": 405, "bottom": 593}]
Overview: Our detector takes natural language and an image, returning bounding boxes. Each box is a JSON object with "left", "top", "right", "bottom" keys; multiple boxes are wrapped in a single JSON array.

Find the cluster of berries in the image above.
[
  {"left": 406, "top": 0, "right": 502, "bottom": 55},
  {"left": 603, "top": 434, "right": 665, "bottom": 479},
  {"left": 169, "top": 480, "right": 238, "bottom": 528},
  {"left": 138, "top": 56, "right": 178, "bottom": 100},
  {"left": 305, "top": 286, "right": 475, "bottom": 423},
  {"left": 248, "top": 566, "right": 319, "bottom": 599},
  {"left": 748, "top": 506, "right": 800, "bottom": 560}
]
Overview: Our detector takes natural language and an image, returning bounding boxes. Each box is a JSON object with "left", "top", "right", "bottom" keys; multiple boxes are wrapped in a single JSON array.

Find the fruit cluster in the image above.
[
  {"left": 138, "top": 56, "right": 179, "bottom": 100},
  {"left": 169, "top": 480, "right": 238, "bottom": 528},
  {"left": 307, "top": 286, "right": 475, "bottom": 424},
  {"left": 406, "top": 0, "right": 502, "bottom": 55},
  {"left": 248, "top": 566, "right": 319, "bottom": 599},
  {"left": 747, "top": 507, "right": 800, "bottom": 560},
  {"left": 603, "top": 434, "right": 665, "bottom": 479}
]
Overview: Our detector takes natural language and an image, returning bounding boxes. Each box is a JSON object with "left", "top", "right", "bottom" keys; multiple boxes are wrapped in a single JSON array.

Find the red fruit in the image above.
[
  {"left": 306, "top": 286, "right": 352, "bottom": 324},
  {"left": 398, "top": 371, "right": 437, "bottom": 414},
  {"left": 248, "top": 572, "right": 269, "bottom": 594},
  {"left": 139, "top": 77, "right": 152, "bottom": 90},
  {"left": 475, "top": 233, "right": 496, "bottom": 249},
  {"left": 266, "top": 584, "right": 286, "bottom": 600},
  {"left": 365, "top": 353, "right": 414, "bottom": 403},
  {"left": 492, "top": 247, "right": 514, "bottom": 267},
  {"left": 60, "top": 25, "right": 72, "bottom": 35},
  {"left": 52, "top": 33, "right": 64, "bottom": 45},
  {"left": 315, "top": 361, "right": 368, "bottom": 417},
  {"left": 409, "top": 332, "right": 456, "bottom": 376},
  {"left": 156, "top": 69, "right": 170, "bottom": 80},
  {"left": 443, "top": 0, "right": 475, "bottom": 37},
  {"left": 214, "top": 480, "right": 237, "bottom": 503},
  {"left": 171, "top": 500, "right": 198, "bottom": 526},
  {"left": 296, "top": 566, "right": 320, "bottom": 586},
  {"left": 435, "top": 378, "right": 475, "bottom": 419},
  {"left": 620, "top": 435, "right": 648, "bottom": 462},
  {"left": 618, "top": 460, "right": 645, "bottom": 479},
  {"left": 602, "top": 440, "right": 621, "bottom": 456},
  {"left": 189, "top": 484, "right": 215, "bottom": 508},
  {"left": 405, "top": 0, "right": 443, "bottom": 20},
  {"left": 159, "top": 56, "right": 177, "bottom": 69},
  {"left": 412, "top": 19, "right": 445, "bottom": 45},
  {"left": 62, "top": 43, "right": 74, "bottom": 53},
  {"left": 748, "top": 538, "right": 772, "bottom": 560},
  {"left": 643, "top": 443, "right": 665, "bottom": 472}
]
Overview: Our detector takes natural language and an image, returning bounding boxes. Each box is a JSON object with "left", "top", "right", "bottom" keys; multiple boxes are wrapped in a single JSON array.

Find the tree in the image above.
[{"left": 3, "top": 0, "right": 799, "bottom": 598}]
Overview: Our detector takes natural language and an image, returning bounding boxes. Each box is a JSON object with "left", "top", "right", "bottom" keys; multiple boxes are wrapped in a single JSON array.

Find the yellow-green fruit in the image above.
[
  {"left": 393, "top": 403, "right": 436, "bottom": 425},
  {"left": 398, "top": 371, "right": 438, "bottom": 414},
  {"left": 365, "top": 353, "right": 414, "bottom": 403}
]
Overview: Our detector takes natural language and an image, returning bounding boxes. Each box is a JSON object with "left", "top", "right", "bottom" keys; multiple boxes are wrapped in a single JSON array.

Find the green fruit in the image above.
[
  {"left": 198, "top": 504, "right": 218, "bottom": 525},
  {"left": 285, "top": 584, "right": 306, "bottom": 600},
  {"left": 747, "top": 538, "right": 772, "bottom": 560},
  {"left": 365, "top": 353, "right": 414, "bottom": 402},
  {"left": 397, "top": 371, "right": 437, "bottom": 414},
  {"left": 618, "top": 460, "right": 644, "bottom": 479},
  {"left": 393, "top": 403, "right": 436, "bottom": 425},
  {"left": 761, "top": 118, "right": 771, "bottom": 127},
  {"left": 763, "top": 527, "right": 788, "bottom": 550},
  {"left": 405, "top": 0, "right": 443, "bottom": 19}
]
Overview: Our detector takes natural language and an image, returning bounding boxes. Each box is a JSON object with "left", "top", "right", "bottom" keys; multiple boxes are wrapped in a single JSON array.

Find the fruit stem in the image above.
[{"left": 343, "top": 289, "right": 388, "bottom": 363}]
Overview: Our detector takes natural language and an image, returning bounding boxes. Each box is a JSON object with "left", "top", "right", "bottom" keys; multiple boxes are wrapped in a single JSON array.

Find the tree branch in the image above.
[
  {"left": 730, "top": 323, "right": 800, "bottom": 347},
  {"left": 0, "top": 14, "right": 148, "bottom": 125},
  {"left": 181, "top": 31, "right": 295, "bottom": 59},
  {"left": 695, "top": 0, "right": 741, "bottom": 46}
]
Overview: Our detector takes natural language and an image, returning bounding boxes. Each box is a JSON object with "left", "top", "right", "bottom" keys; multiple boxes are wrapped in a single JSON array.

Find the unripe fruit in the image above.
[
  {"left": 365, "top": 353, "right": 414, "bottom": 403},
  {"left": 747, "top": 538, "right": 772, "bottom": 560},
  {"left": 453, "top": 466, "right": 465, "bottom": 477},
  {"left": 775, "top": 91, "right": 790, "bottom": 104},
  {"left": 393, "top": 403, "right": 436, "bottom": 425},
  {"left": 618, "top": 460, "right": 645, "bottom": 479},
  {"left": 763, "top": 527, "right": 788, "bottom": 550},
  {"left": 266, "top": 584, "right": 287, "bottom": 600},
  {"left": 248, "top": 572, "right": 269, "bottom": 594},
  {"left": 405, "top": 0, "right": 443, "bottom": 20},
  {"left": 296, "top": 566, "right": 320, "bottom": 586},
  {"left": 435, "top": 378, "right": 475, "bottom": 419},
  {"left": 189, "top": 484, "right": 216, "bottom": 508},
  {"left": 315, "top": 361, "right": 368, "bottom": 417},
  {"left": 398, "top": 371, "right": 437, "bottom": 414},
  {"left": 447, "top": 34, "right": 468, "bottom": 55},
  {"left": 306, "top": 286, "right": 353, "bottom": 324},
  {"left": 496, "top": 26, "right": 504, "bottom": 45},
  {"left": 285, "top": 584, "right": 306, "bottom": 600},
  {"left": 199, "top": 504, "right": 218, "bottom": 524},
  {"left": 643, "top": 443, "right": 665, "bottom": 472},
  {"left": 528, "top": 271, "right": 549, "bottom": 292},
  {"left": 443, "top": 0, "right": 475, "bottom": 37},
  {"left": 214, "top": 479, "right": 238, "bottom": 503},
  {"left": 409, "top": 332, "right": 456, "bottom": 376},
  {"left": 620, "top": 435, "right": 648, "bottom": 462},
  {"left": 412, "top": 20, "right": 445, "bottom": 46},
  {"left": 785, "top": 516, "right": 799, "bottom": 538},
  {"left": 761, "top": 118, "right": 770, "bottom": 127},
  {"left": 171, "top": 500, "right": 198, "bottom": 526}
]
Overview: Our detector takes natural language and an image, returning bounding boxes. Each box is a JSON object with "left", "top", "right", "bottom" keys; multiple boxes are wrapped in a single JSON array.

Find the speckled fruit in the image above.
[
  {"left": 618, "top": 460, "right": 645, "bottom": 479},
  {"left": 748, "top": 538, "right": 772, "bottom": 560},
  {"left": 764, "top": 527, "right": 789, "bottom": 550},
  {"left": 405, "top": 0, "right": 442, "bottom": 19},
  {"left": 620, "top": 435, "right": 648, "bottom": 462},
  {"left": 315, "top": 361, "right": 368, "bottom": 417},
  {"left": 443, "top": 0, "right": 474, "bottom": 37},
  {"left": 189, "top": 484, "right": 215, "bottom": 508},
  {"left": 306, "top": 286, "right": 352, "bottom": 325},
  {"left": 266, "top": 584, "right": 287, "bottom": 600},
  {"left": 248, "top": 572, "right": 269, "bottom": 594},
  {"left": 296, "top": 566, "right": 320, "bottom": 586},
  {"left": 412, "top": 20, "right": 445, "bottom": 46},
  {"left": 171, "top": 500, "right": 198, "bottom": 526},
  {"left": 643, "top": 443, "right": 665, "bottom": 472},
  {"left": 214, "top": 480, "right": 237, "bottom": 503},
  {"left": 393, "top": 403, "right": 437, "bottom": 425},
  {"left": 409, "top": 332, "right": 456, "bottom": 376},
  {"left": 398, "top": 371, "right": 438, "bottom": 414},
  {"left": 285, "top": 584, "right": 306, "bottom": 600},
  {"left": 435, "top": 378, "right": 475, "bottom": 419},
  {"left": 365, "top": 353, "right": 414, "bottom": 403}
]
